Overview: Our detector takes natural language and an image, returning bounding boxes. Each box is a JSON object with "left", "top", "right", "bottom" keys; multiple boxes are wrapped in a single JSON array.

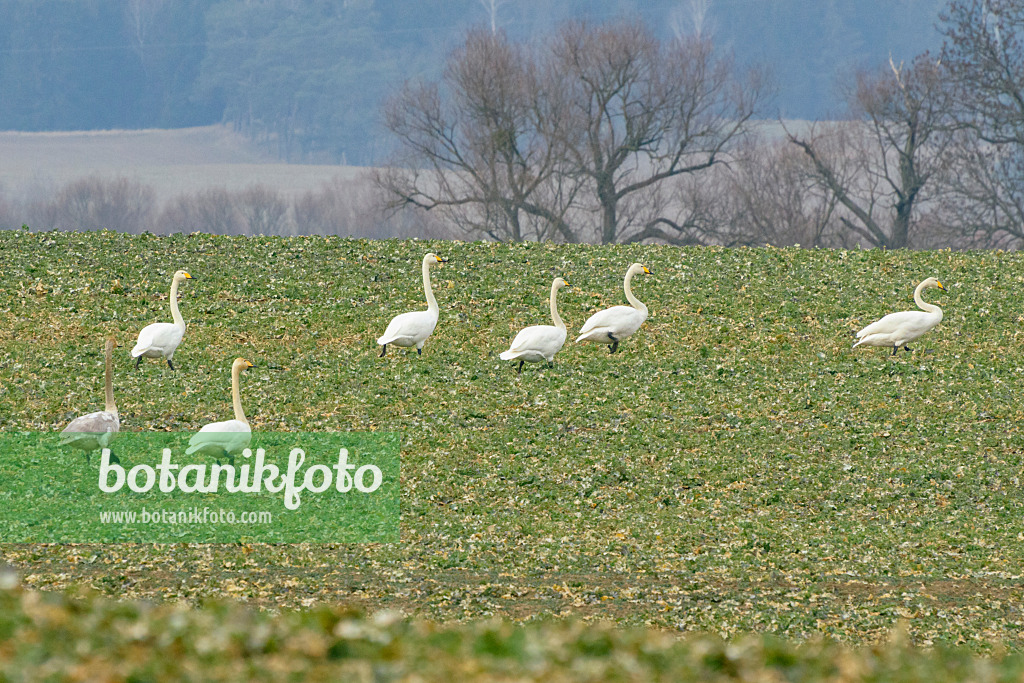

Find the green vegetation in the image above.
[
  {"left": 4, "top": 584, "right": 1024, "bottom": 681},
  {"left": 1, "top": 232, "right": 1023, "bottom": 662}
]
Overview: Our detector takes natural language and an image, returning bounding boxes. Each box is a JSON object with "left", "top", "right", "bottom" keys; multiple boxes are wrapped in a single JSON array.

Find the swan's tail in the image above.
[
  {"left": 499, "top": 350, "right": 516, "bottom": 361},
  {"left": 130, "top": 342, "right": 148, "bottom": 357}
]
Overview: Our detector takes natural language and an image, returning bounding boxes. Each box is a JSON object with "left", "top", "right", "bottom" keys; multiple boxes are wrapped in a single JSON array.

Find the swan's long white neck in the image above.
[
  {"left": 549, "top": 280, "right": 565, "bottom": 331},
  {"left": 231, "top": 364, "right": 247, "bottom": 425},
  {"left": 169, "top": 276, "right": 185, "bottom": 330},
  {"left": 103, "top": 342, "right": 117, "bottom": 415},
  {"left": 422, "top": 257, "right": 438, "bottom": 314},
  {"left": 624, "top": 266, "right": 647, "bottom": 314},
  {"left": 914, "top": 281, "right": 942, "bottom": 319}
]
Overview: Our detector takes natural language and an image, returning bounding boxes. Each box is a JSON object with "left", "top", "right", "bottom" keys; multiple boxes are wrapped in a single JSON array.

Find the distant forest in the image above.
[{"left": 0, "top": 0, "right": 945, "bottom": 165}]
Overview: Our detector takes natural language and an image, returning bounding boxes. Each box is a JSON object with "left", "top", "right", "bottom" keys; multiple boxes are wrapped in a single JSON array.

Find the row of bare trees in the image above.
[
  {"left": 0, "top": 175, "right": 448, "bottom": 239},
  {"left": 377, "top": 21, "right": 767, "bottom": 245},
  {"left": 378, "top": 5, "right": 1024, "bottom": 250},
  {"left": 5, "top": 3, "right": 1021, "bottom": 250}
]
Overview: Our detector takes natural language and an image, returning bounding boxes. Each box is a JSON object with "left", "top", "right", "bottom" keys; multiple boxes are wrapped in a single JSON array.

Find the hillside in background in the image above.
[
  {"left": 0, "top": 0, "right": 946, "bottom": 164},
  {"left": 0, "top": 125, "right": 360, "bottom": 205}
]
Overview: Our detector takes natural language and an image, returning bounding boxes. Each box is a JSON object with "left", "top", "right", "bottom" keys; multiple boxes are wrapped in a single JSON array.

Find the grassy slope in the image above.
[{"left": 1, "top": 231, "right": 1023, "bottom": 652}]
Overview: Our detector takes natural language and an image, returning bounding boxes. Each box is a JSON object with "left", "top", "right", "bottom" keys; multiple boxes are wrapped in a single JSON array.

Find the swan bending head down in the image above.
[
  {"left": 576, "top": 263, "right": 652, "bottom": 354},
  {"left": 853, "top": 277, "right": 946, "bottom": 355},
  {"left": 377, "top": 253, "right": 448, "bottom": 357}
]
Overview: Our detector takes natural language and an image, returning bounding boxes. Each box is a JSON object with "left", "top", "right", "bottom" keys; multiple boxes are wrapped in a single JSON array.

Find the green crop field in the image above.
[{"left": 1, "top": 230, "right": 1023, "bottom": 677}]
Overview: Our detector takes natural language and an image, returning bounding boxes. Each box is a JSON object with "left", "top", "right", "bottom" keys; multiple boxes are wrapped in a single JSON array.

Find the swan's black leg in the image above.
[
  {"left": 904, "top": 345, "right": 912, "bottom": 353},
  {"left": 891, "top": 345, "right": 898, "bottom": 356},
  {"left": 135, "top": 355, "right": 142, "bottom": 369},
  {"left": 608, "top": 334, "right": 619, "bottom": 354},
  {"left": 517, "top": 360, "right": 524, "bottom": 375},
  {"left": 379, "top": 344, "right": 387, "bottom": 358},
  {"left": 417, "top": 348, "right": 422, "bottom": 356},
  {"left": 167, "top": 358, "right": 175, "bottom": 371},
  {"left": 109, "top": 451, "right": 120, "bottom": 465}
]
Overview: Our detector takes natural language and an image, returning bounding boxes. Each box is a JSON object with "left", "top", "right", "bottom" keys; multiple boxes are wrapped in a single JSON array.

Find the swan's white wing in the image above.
[
  {"left": 854, "top": 310, "right": 942, "bottom": 347},
  {"left": 132, "top": 322, "right": 182, "bottom": 357},
  {"left": 186, "top": 420, "right": 252, "bottom": 456},
  {"left": 576, "top": 306, "right": 646, "bottom": 342},
  {"left": 60, "top": 410, "right": 120, "bottom": 450},
  {"left": 501, "top": 325, "right": 567, "bottom": 360},
  {"left": 856, "top": 311, "right": 936, "bottom": 338},
  {"left": 377, "top": 310, "right": 438, "bottom": 347}
]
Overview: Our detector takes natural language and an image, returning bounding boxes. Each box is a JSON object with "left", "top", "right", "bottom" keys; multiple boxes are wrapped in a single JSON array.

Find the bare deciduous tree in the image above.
[
  {"left": 377, "top": 29, "right": 580, "bottom": 243},
  {"left": 33, "top": 176, "right": 156, "bottom": 233},
  {"left": 157, "top": 188, "right": 244, "bottom": 235},
  {"left": 934, "top": 0, "right": 1024, "bottom": 249},
  {"left": 295, "top": 175, "right": 453, "bottom": 239},
  {"left": 0, "top": 183, "right": 19, "bottom": 230},
  {"left": 669, "top": 0, "right": 715, "bottom": 41},
  {"left": 931, "top": 134, "right": 1024, "bottom": 248},
  {"left": 478, "top": 0, "right": 509, "bottom": 34},
  {"left": 713, "top": 137, "right": 841, "bottom": 247},
  {"left": 124, "top": 0, "right": 168, "bottom": 64},
  {"left": 550, "top": 21, "right": 765, "bottom": 244},
  {"left": 941, "top": 0, "right": 1024, "bottom": 145},
  {"left": 788, "top": 54, "right": 956, "bottom": 248},
  {"left": 379, "top": 22, "right": 764, "bottom": 244},
  {"left": 236, "top": 184, "right": 291, "bottom": 235}
]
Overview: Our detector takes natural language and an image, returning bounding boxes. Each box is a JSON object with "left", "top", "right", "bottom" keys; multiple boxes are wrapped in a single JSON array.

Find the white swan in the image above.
[
  {"left": 131, "top": 269, "right": 193, "bottom": 370},
  {"left": 186, "top": 358, "right": 254, "bottom": 464},
  {"left": 576, "top": 263, "right": 652, "bottom": 354},
  {"left": 60, "top": 338, "right": 120, "bottom": 464},
  {"left": 500, "top": 277, "right": 569, "bottom": 374},
  {"left": 854, "top": 277, "right": 946, "bottom": 355},
  {"left": 377, "top": 253, "right": 447, "bottom": 357}
]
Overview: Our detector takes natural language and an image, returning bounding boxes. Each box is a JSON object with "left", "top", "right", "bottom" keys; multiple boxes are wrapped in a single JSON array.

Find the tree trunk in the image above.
[{"left": 597, "top": 176, "right": 618, "bottom": 244}]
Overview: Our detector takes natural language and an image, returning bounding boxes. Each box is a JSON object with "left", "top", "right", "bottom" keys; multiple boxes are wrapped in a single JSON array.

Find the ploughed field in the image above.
[{"left": 1, "top": 230, "right": 1023, "bottom": 651}]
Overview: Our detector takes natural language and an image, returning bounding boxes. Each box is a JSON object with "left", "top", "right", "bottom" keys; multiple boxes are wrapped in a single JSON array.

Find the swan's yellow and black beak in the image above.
[
  {"left": 937, "top": 280, "right": 945, "bottom": 291},
  {"left": 642, "top": 266, "right": 652, "bottom": 275},
  {"left": 183, "top": 272, "right": 194, "bottom": 279},
  {"left": 436, "top": 255, "right": 448, "bottom": 263}
]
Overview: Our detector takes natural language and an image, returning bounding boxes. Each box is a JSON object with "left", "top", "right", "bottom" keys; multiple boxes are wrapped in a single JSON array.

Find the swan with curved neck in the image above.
[
  {"left": 377, "top": 252, "right": 448, "bottom": 357},
  {"left": 186, "top": 358, "right": 254, "bottom": 465},
  {"left": 131, "top": 269, "right": 193, "bottom": 370},
  {"left": 500, "top": 277, "right": 569, "bottom": 374},
  {"left": 60, "top": 338, "right": 120, "bottom": 464},
  {"left": 854, "top": 277, "right": 946, "bottom": 355},
  {"left": 576, "top": 263, "right": 652, "bottom": 354}
]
